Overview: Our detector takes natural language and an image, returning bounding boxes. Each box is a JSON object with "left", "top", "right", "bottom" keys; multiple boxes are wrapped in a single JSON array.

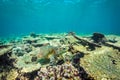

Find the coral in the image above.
[
  {"left": 35, "top": 63, "right": 80, "bottom": 80},
  {"left": 6, "top": 69, "right": 18, "bottom": 80},
  {"left": 14, "top": 53, "right": 41, "bottom": 73},
  {"left": 0, "top": 33, "right": 120, "bottom": 80},
  {"left": 44, "top": 35, "right": 60, "bottom": 40},
  {"left": 80, "top": 47, "right": 120, "bottom": 80},
  {"left": 22, "top": 37, "right": 39, "bottom": 44},
  {"left": 23, "top": 43, "right": 32, "bottom": 53},
  {"left": 12, "top": 46, "right": 25, "bottom": 56}
]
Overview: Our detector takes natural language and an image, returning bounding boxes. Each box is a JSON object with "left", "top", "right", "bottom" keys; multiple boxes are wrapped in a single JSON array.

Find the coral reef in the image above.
[
  {"left": 0, "top": 32, "right": 120, "bottom": 80},
  {"left": 35, "top": 63, "right": 80, "bottom": 80},
  {"left": 80, "top": 47, "right": 120, "bottom": 80},
  {"left": 12, "top": 46, "right": 25, "bottom": 56}
]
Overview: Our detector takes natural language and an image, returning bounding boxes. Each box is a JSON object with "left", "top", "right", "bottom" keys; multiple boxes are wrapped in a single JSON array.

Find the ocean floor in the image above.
[{"left": 0, "top": 32, "right": 120, "bottom": 80}]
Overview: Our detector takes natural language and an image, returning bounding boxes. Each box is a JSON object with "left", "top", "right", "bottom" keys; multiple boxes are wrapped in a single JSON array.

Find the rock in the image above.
[
  {"left": 0, "top": 46, "right": 13, "bottom": 56},
  {"left": 23, "top": 39, "right": 38, "bottom": 44},
  {"left": 68, "top": 32, "right": 101, "bottom": 51},
  {"left": 0, "top": 47, "right": 15, "bottom": 72},
  {"left": 109, "top": 39, "right": 117, "bottom": 43},
  {"left": 108, "top": 37, "right": 117, "bottom": 43},
  {"left": 0, "top": 41, "right": 3, "bottom": 45},
  {"left": 44, "top": 36, "right": 60, "bottom": 40},
  {"left": 91, "top": 33, "right": 107, "bottom": 44},
  {"left": 0, "top": 44, "right": 12, "bottom": 49},
  {"left": 30, "top": 32, "right": 39, "bottom": 38},
  {"left": 104, "top": 42, "right": 120, "bottom": 51},
  {"left": 32, "top": 43, "right": 50, "bottom": 47},
  {"left": 16, "top": 68, "right": 40, "bottom": 80}
]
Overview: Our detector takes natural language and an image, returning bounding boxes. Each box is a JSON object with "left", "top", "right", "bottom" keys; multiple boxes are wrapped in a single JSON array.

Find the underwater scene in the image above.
[{"left": 0, "top": 0, "right": 120, "bottom": 80}]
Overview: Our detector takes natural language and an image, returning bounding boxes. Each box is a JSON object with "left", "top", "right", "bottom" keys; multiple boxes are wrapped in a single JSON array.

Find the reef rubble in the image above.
[{"left": 0, "top": 32, "right": 120, "bottom": 80}]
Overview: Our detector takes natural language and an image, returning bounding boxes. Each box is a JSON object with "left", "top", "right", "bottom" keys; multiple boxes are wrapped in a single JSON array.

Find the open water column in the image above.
[{"left": 0, "top": 0, "right": 120, "bottom": 36}]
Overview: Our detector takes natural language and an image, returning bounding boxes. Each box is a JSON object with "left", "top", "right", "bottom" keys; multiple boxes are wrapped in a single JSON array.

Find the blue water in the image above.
[{"left": 0, "top": 0, "right": 120, "bottom": 37}]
